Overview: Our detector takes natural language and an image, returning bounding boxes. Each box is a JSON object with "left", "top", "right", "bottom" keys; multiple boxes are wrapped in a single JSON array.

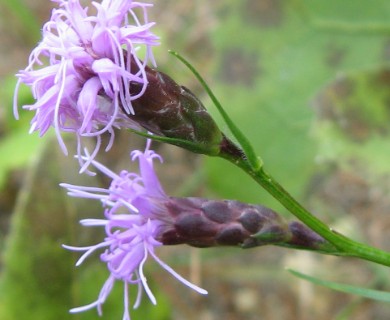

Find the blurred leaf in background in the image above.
[
  {"left": 0, "top": 139, "right": 85, "bottom": 320},
  {"left": 204, "top": 0, "right": 390, "bottom": 211}
]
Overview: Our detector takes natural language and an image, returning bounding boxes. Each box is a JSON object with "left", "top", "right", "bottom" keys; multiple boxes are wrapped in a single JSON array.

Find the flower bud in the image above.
[
  {"left": 128, "top": 65, "right": 225, "bottom": 155},
  {"left": 159, "top": 197, "right": 333, "bottom": 251}
]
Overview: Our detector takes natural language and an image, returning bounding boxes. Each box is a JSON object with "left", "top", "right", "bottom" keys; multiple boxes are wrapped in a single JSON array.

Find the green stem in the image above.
[{"left": 225, "top": 155, "right": 390, "bottom": 267}]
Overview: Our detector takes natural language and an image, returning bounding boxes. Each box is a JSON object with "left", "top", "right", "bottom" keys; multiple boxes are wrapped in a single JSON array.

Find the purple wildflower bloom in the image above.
[
  {"left": 14, "top": 0, "right": 159, "bottom": 171},
  {"left": 61, "top": 141, "right": 207, "bottom": 319}
]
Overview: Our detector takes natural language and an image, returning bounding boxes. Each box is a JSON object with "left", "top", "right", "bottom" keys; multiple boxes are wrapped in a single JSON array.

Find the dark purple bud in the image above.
[
  {"left": 175, "top": 213, "right": 218, "bottom": 238},
  {"left": 238, "top": 208, "right": 266, "bottom": 233},
  {"left": 201, "top": 200, "right": 232, "bottom": 223},
  {"left": 215, "top": 225, "right": 247, "bottom": 245},
  {"left": 287, "top": 221, "right": 330, "bottom": 250},
  {"left": 127, "top": 65, "right": 225, "bottom": 155},
  {"left": 158, "top": 197, "right": 333, "bottom": 253}
]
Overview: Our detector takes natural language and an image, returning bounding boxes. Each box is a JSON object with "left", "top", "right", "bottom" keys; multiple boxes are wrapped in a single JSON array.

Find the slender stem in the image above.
[{"left": 225, "top": 154, "right": 390, "bottom": 267}]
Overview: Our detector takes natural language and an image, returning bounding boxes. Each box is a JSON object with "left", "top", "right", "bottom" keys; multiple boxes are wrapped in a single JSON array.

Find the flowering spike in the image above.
[
  {"left": 62, "top": 141, "right": 337, "bottom": 318},
  {"left": 14, "top": 0, "right": 159, "bottom": 168},
  {"left": 62, "top": 143, "right": 206, "bottom": 319}
]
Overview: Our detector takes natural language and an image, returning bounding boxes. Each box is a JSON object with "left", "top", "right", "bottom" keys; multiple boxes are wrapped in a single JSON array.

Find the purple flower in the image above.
[
  {"left": 14, "top": 0, "right": 159, "bottom": 171},
  {"left": 61, "top": 141, "right": 207, "bottom": 319}
]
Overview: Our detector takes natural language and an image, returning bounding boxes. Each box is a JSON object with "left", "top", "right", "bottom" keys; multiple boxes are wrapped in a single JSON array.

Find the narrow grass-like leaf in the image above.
[
  {"left": 288, "top": 269, "right": 390, "bottom": 302},
  {"left": 168, "top": 50, "right": 262, "bottom": 171}
]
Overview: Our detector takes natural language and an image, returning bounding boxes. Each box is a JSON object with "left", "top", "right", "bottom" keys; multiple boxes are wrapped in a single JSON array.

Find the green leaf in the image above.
[{"left": 288, "top": 269, "right": 390, "bottom": 302}]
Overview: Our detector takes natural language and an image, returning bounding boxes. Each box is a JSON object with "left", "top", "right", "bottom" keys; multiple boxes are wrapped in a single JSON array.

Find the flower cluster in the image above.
[
  {"left": 12, "top": 2, "right": 340, "bottom": 319},
  {"left": 14, "top": 0, "right": 159, "bottom": 170},
  {"left": 61, "top": 142, "right": 207, "bottom": 319},
  {"left": 15, "top": 1, "right": 217, "bottom": 318}
]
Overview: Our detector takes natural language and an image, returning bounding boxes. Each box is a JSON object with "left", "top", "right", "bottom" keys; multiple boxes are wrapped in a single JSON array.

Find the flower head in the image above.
[
  {"left": 14, "top": 0, "right": 159, "bottom": 171},
  {"left": 61, "top": 141, "right": 207, "bottom": 319}
]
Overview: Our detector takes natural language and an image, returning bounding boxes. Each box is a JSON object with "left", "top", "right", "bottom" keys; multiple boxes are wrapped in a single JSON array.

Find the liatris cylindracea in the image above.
[
  {"left": 11, "top": 1, "right": 341, "bottom": 319},
  {"left": 61, "top": 141, "right": 330, "bottom": 319}
]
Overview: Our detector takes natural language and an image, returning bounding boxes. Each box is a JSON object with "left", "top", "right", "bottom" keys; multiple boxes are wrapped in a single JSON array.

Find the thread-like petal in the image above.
[
  {"left": 14, "top": 0, "right": 159, "bottom": 166},
  {"left": 62, "top": 144, "right": 207, "bottom": 319}
]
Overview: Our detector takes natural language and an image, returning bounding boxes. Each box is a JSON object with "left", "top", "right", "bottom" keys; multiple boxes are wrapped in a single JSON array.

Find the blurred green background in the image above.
[{"left": 1, "top": 0, "right": 390, "bottom": 319}]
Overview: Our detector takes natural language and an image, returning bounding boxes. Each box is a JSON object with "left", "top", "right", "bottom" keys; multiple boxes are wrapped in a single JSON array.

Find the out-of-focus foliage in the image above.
[
  {"left": 313, "top": 68, "right": 390, "bottom": 178},
  {"left": 0, "top": 140, "right": 78, "bottom": 320},
  {"left": 205, "top": 0, "right": 390, "bottom": 210},
  {"left": 0, "top": 77, "right": 41, "bottom": 187}
]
